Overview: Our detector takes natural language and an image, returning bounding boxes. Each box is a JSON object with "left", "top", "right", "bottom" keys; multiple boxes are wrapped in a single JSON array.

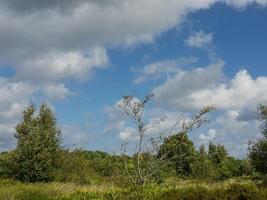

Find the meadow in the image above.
[{"left": 1, "top": 178, "right": 267, "bottom": 200}]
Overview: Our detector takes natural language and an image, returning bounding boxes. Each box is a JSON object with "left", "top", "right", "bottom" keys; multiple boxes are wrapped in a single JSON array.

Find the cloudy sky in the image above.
[{"left": 0, "top": 0, "right": 267, "bottom": 158}]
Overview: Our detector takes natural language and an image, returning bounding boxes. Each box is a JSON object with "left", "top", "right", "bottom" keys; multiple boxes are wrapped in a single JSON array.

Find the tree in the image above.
[
  {"left": 9, "top": 103, "right": 61, "bottom": 182},
  {"left": 159, "top": 133, "right": 195, "bottom": 176},
  {"left": 199, "top": 144, "right": 206, "bottom": 155},
  {"left": 159, "top": 106, "right": 215, "bottom": 176},
  {"left": 119, "top": 94, "right": 165, "bottom": 186},
  {"left": 208, "top": 142, "right": 227, "bottom": 165},
  {"left": 190, "top": 145, "right": 216, "bottom": 179},
  {"left": 119, "top": 94, "right": 214, "bottom": 186},
  {"left": 249, "top": 104, "right": 267, "bottom": 175}
]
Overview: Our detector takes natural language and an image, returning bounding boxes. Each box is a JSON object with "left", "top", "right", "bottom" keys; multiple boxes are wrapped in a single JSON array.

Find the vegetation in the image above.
[
  {"left": 0, "top": 99, "right": 266, "bottom": 199},
  {"left": 2, "top": 104, "right": 61, "bottom": 182},
  {"left": 0, "top": 178, "right": 266, "bottom": 200},
  {"left": 249, "top": 105, "right": 267, "bottom": 175}
]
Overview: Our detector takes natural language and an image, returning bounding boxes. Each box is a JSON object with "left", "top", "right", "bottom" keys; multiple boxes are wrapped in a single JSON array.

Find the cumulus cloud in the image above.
[
  {"left": 153, "top": 61, "right": 267, "bottom": 112},
  {"left": 119, "top": 127, "right": 139, "bottom": 141},
  {"left": 15, "top": 47, "right": 108, "bottom": 81},
  {"left": 132, "top": 57, "right": 198, "bottom": 84},
  {"left": 199, "top": 129, "right": 217, "bottom": 141},
  {"left": 150, "top": 59, "right": 267, "bottom": 157},
  {"left": 1, "top": 0, "right": 264, "bottom": 81},
  {"left": 188, "top": 70, "right": 267, "bottom": 110},
  {"left": 0, "top": 78, "right": 36, "bottom": 122},
  {"left": 42, "top": 83, "right": 72, "bottom": 101},
  {"left": 185, "top": 31, "right": 213, "bottom": 48},
  {"left": 0, "top": 0, "right": 265, "bottom": 92},
  {"left": 0, "top": 77, "right": 76, "bottom": 151},
  {"left": 61, "top": 124, "right": 91, "bottom": 148},
  {"left": 0, "top": 0, "right": 266, "bottom": 154},
  {"left": 0, "top": 78, "right": 37, "bottom": 151},
  {"left": 153, "top": 61, "right": 225, "bottom": 111},
  {"left": 207, "top": 110, "right": 261, "bottom": 158}
]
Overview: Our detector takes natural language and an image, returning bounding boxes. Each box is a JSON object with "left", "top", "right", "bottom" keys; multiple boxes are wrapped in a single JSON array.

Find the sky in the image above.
[{"left": 0, "top": 0, "right": 267, "bottom": 158}]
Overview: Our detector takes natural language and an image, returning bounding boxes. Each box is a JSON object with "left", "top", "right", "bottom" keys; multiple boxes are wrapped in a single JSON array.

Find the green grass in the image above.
[{"left": 0, "top": 178, "right": 266, "bottom": 200}]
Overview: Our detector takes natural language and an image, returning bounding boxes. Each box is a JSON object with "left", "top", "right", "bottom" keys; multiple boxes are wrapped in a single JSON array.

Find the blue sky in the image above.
[{"left": 0, "top": 0, "right": 267, "bottom": 158}]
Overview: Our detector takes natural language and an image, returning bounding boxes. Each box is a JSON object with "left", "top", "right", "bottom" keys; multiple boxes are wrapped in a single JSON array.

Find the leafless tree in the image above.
[{"left": 119, "top": 94, "right": 215, "bottom": 186}]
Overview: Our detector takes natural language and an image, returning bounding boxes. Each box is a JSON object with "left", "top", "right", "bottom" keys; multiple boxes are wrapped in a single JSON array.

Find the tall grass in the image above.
[{"left": 0, "top": 178, "right": 266, "bottom": 200}]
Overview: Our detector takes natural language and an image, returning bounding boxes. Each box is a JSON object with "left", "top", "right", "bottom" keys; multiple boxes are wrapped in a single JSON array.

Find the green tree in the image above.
[
  {"left": 159, "top": 133, "right": 195, "bottom": 176},
  {"left": 199, "top": 144, "right": 206, "bottom": 155},
  {"left": 190, "top": 145, "right": 216, "bottom": 179},
  {"left": 239, "top": 159, "right": 254, "bottom": 176},
  {"left": 208, "top": 142, "right": 227, "bottom": 165},
  {"left": 9, "top": 103, "right": 61, "bottom": 182},
  {"left": 249, "top": 104, "right": 267, "bottom": 175},
  {"left": 158, "top": 106, "right": 215, "bottom": 176}
]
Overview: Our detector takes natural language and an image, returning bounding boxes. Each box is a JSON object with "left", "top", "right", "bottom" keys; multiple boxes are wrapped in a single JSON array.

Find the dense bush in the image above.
[
  {"left": 54, "top": 150, "right": 92, "bottom": 184},
  {"left": 190, "top": 152, "right": 217, "bottom": 180}
]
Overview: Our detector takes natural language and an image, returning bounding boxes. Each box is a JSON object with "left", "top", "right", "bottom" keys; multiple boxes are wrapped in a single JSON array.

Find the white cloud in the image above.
[
  {"left": 189, "top": 70, "right": 267, "bottom": 110},
  {"left": 103, "top": 103, "right": 126, "bottom": 134},
  {"left": 199, "top": 129, "right": 217, "bottom": 140},
  {"left": 61, "top": 124, "right": 91, "bottom": 148},
  {"left": 42, "top": 83, "right": 72, "bottom": 101},
  {"left": 0, "top": 77, "right": 77, "bottom": 151},
  {"left": 1, "top": 0, "right": 265, "bottom": 82},
  {"left": 150, "top": 59, "right": 267, "bottom": 158},
  {"left": 0, "top": 78, "right": 37, "bottom": 151},
  {"left": 119, "top": 127, "right": 138, "bottom": 141},
  {"left": 153, "top": 61, "right": 225, "bottom": 111},
  {"left": 16, "top": 47, "right": 108, "bottom": 81},
  {"left": 0, "top": 78, "right": 36, "bottom": 122},
  {"left": 186, "top": 31, "right": 213, "bottom": 48},
  {"left": 153, "top": 61, "right": 267, "bottom": 112},
  {"left": 132, "top": 57, "right": 198, "bottom": 84},
  {"left": 207, "top": 110, "right": 261, "bottom": 158},
  {"left": 224, "top": 0, "right": 267, "bottom": 8},
  {"left": 0, "top": 0, "right": 266, "bottom": 154}
]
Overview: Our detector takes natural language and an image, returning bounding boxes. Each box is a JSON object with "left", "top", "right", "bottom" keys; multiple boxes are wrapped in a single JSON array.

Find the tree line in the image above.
[{"left": 0, "top": 97, "right": 266, "bottom": 187}]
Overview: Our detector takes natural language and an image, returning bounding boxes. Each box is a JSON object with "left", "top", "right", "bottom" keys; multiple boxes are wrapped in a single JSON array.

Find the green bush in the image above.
[{"left": 54, "top": 150, "right": 92, "bottom": 184}]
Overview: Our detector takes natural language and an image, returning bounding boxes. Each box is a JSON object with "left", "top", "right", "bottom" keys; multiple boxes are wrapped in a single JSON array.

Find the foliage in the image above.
[
  {"left": 84, "top": 151, "right": 124, "bottom": 178},
  {"left": 249, "top": 104, "right": 267, "bottom": 175},
  {"left": 190, "top": 147, "right": 217, "bottom": 180},
  {"left": 54, "top": 150, "right": 92, "bottom": 184},
  {"left": 6, "top": 104, "right": 61, "bottom": 182},
  {"left": 159, "top": 133, "right": 195, "bottom": 176},
  {"left": 208, "top": 142, "right": 227, "bottom": 165}
]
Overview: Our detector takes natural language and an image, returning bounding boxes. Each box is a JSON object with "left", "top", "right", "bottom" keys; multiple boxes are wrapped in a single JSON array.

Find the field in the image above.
[{"left": 0, "top": 178, "right": 266, "bottom": 200}]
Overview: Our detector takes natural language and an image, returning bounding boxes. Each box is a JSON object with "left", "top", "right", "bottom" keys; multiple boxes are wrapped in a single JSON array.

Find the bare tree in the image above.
[{"left": 119, "top": 94, "right": 214, "bottom": 186}]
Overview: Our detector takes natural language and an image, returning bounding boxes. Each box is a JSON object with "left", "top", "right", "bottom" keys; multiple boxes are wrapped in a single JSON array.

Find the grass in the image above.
[{"left": 0, "top": 178, "right": 266, "bottom": 200}]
